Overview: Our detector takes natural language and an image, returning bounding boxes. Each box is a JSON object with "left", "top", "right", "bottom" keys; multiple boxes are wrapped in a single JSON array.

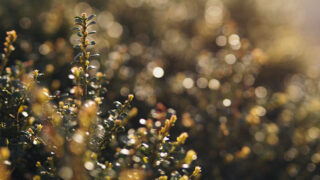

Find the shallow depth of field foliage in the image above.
[{"left": 0, "top": 0, "right": 319, "bottom": 180}]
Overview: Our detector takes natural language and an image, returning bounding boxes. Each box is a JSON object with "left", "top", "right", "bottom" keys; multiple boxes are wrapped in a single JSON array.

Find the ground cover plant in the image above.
[
  {"left": 1, "top": 0, "right": 320, "bottom": 180},
  {"left": 0, "top": 14, "right": 200, "bottom": 180}
]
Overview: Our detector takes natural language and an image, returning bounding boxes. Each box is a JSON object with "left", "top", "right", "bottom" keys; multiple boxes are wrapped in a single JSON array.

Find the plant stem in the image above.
[
  {"left": 0, "top": 31, "right": 17, "bottom": 75},
  {"left": 80, "top": 14, "right": 88, "bottom": 101}
]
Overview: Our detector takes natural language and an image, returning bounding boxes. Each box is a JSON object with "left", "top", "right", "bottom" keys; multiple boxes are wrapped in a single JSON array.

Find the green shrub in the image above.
[
  {"left": 0, "top": 14, "right": 200, "bottom": 180},
  {"left": 1, "top": 1, "right": 318, "bottom": 179}
]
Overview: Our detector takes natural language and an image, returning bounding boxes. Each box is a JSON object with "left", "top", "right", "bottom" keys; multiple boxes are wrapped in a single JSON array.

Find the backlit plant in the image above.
[
  {"left": 0, "top": 14, "right": 201, "bottom": 180},
  {"left": 1, "top": 1, "right": 318, "bottom": 179}
]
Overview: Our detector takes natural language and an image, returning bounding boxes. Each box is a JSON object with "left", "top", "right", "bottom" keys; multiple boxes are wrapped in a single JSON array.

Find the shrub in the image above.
[
  {"left": 0, "top": 14, "right": 200, "bottom": 180},
  {"left": 1, "top": 1, "right": 317, "bottom": 179}
]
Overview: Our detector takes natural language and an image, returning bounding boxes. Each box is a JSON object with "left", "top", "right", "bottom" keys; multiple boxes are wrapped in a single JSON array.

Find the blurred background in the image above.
[{"left": 1, "top": 0, "right": 320, "bottom": 179}]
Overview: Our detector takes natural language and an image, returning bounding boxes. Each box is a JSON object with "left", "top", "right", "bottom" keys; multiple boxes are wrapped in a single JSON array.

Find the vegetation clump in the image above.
[{"left": 0, "top": 14, "right": 200, "bottom": 180}]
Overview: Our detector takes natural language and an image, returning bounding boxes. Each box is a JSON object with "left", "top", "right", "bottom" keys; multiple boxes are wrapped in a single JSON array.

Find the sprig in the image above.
[
  {"left": 73, "top": 13, "right": 98, "bottom": 101},
  {"left": 0, "top": 30, "right": 17, "bottom": 75}
]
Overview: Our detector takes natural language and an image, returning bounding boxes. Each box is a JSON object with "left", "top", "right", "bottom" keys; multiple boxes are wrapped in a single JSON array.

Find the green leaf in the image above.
[
  {"left": 72, "top": 27, "right": 80, "bottom": 31},
  {"left": 90, "top": 53, "right": 100, "bottom": 57},
  {"left": 87, "top": 21, "right": 96, "bottom": 26},
  {"left": 88, "top": 31, "right": 96, "bottom": 35},
  {"left": 74, "top": 18, "right": 82, "bottom": 23},
  {"left": 73, "top": 45, "right": 80, "bottom": 49},
  {"left": 87, "top": 14, "right": 96, "bottom": 21},
  {"left": 74, "top": 52, "right": 82, "bottom": 61},
  {"left": 88, "top": 65, "right": 96, "bottom": 70}
]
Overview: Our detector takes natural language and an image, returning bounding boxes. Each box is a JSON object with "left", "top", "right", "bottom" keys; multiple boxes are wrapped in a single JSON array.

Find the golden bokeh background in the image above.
[{"left": 1, "top": 0, "right": 320, "bottom": 179}]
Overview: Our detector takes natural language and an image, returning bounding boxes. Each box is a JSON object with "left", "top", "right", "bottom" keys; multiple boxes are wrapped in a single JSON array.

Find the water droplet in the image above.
[
  {"left": 139, "top": 118, "right": 146, "bottom": 125},
  {"left": 84, "top": 161, "right": 94, "bottom": 171},
  {"left": 120, "top": 148, "right": 130, "bottom": 155}
]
